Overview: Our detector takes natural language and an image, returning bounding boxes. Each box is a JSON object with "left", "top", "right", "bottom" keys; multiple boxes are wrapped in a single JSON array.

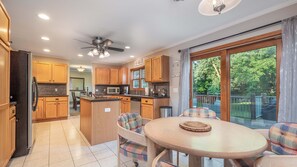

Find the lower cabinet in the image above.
[
  {"left": 34, "top": 97, "right": 68, "bottom": 121},
  {"left": 8, "top": 116, "right": 16, "bottom": 156},
  {"left": 45, "top": 102, "right": 58, "bottom": 119},
  {"left": 120, "top": 97, "right": 131, "bottom": 113},
  {"left": 141, "top": 98, "right": 169, "bottom": 120}
]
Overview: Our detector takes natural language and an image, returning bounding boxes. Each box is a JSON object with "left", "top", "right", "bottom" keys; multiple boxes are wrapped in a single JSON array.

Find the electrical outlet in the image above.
[
  {"left": 95, "top": 89, "right": 98, "bottom": 92},
  {"left": 104, "top": 108, "right": 111, "bottom": 112},
  {"left": 55, "top": 88, "right": 58, "bottom": 92}
]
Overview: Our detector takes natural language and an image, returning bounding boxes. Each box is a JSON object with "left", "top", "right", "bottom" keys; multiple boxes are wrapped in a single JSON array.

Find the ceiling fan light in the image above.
[
  {"left": 104, "top": 50, "right": 110, "bottom": 57},
  {"left": 99, "top": 52, "right": 105, "bottom": 59},
  {"left": 93, "top": 49, "right": 99, "bottom": 56},
  {"left": 88, "top": 51, "right": 94, "bottom": 57}
]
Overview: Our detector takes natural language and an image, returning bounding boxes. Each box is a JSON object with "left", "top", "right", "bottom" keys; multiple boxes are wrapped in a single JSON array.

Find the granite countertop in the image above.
[
  {"left": 109, "top": 94, "right": 170, "bottom": 99},
  {"left": 80, "top": 96, "right": 121, "bottom": 102},
  {"left": 39, "top": 95, "right": 69, "bottom": 97}
]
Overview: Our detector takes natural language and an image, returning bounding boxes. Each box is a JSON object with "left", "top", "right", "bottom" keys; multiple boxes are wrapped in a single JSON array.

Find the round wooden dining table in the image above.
[{"left": 144, "top": 117, "right": 268, "bottom": 167}]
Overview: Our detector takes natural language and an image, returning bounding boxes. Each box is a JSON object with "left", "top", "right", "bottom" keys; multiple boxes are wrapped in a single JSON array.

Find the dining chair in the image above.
[
  {"left": 226, "top": 123, "right": 297, "bottom": 167},
  {"left": 117, "top": 113, "right": 147, "bottom": 167},
  {"left": 71, "top": 91, "right": 80, "bottom": 111},
  {"left": 152, "top": 149, "right": 176, "bottom": 167}
]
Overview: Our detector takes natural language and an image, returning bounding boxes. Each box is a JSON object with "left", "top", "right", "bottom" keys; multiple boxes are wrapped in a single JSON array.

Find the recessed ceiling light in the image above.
[
  {"left": 43, "top": 49, "right": 50, "bottom": 52},
  {"left": 78, "top": 54, "right": 83, "bottom": 57},
  {"left": 38, "top": 13, "right": 50, "bottom": 20},
  {"left": 130, "top": 55, "right": 134, "bottom": 58},
  {"left": 41, "top": 36, "right": 50, "bottom": 41},
  {"left": 125, "top": 46, "right": 131, "bottom": 49}
]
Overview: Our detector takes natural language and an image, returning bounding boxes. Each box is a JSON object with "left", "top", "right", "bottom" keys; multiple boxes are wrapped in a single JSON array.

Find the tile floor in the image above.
[{"left": 7, "top": 116, "right": 224, "bottom": 167}]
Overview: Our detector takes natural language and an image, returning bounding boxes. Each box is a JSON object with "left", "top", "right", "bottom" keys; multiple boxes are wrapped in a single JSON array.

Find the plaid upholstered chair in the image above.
[
  {"left": 152, "top": 149, "right": 176, "bottom": 167},
  {"left": 180, "top": 107, "right": 218, "bottom": 119},
  {"left": 117, "top": 113, "right": 147, "bottom": 167},
  {"left": 226, "top": 123, "right": 297, "bottom": 167}
]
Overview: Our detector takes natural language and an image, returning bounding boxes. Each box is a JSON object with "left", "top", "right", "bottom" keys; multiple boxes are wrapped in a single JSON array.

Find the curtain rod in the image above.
[{"left": 178, "top": 20, "right": 282, "bottom": 53}]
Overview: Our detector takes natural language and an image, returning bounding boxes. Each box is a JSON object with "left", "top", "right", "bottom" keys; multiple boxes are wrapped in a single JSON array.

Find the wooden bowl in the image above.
[{"left": 179, "top": 121, "right": 212, "bottom": 132}]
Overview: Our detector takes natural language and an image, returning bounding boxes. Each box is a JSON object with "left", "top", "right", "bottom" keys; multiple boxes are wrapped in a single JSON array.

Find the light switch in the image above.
[{"left": 104, "top": 108, "right": 111, "bottom": 112}]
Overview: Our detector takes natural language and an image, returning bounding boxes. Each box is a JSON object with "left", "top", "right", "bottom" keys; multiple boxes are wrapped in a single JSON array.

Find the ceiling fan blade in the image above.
[
  {"left": 107, "top": 47, "right": 124, "bottom": 52},
  {"left": 75, "top": 39, "right": 93, "bottom": 45},
  {"left": 81, "top": 47, "right": 95, "bottom": 49}
]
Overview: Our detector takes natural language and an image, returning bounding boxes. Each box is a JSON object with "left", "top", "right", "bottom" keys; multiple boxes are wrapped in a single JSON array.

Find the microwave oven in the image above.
[{"left": 107, "top": 87, "right": 120, "bottom": 94}]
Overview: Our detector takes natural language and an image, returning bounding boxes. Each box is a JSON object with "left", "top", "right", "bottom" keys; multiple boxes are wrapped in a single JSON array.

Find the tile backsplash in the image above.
[{"left": 38, "top": 84, "right": 67, "bottom": 96}]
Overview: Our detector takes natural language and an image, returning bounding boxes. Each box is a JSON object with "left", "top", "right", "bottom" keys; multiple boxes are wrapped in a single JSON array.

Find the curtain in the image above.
[
  {"left": 178, "top": 48, "right": 190, "bottom": 115},
  {"left": 278, "top": 16, "right": 297, "bottom": 122}
]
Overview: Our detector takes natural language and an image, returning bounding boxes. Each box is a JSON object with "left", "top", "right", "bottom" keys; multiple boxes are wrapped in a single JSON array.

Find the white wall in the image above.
[{"left": 123, "top": 4, "right": 297, "bottom": 116}]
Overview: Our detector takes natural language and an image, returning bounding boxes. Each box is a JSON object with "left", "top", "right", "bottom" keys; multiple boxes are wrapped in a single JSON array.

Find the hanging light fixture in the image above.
[
  {"left": 87, "top": 51, "right": 94, "bottom": 57},
  {"left": 198, "top": 0, "right": 241, "bottom": 16},
  {"left": 77, "top": 66, "right": 85, "bottom": 72},
  {"left": 104, "top": 50, "right": 110, "bottom": 57}
]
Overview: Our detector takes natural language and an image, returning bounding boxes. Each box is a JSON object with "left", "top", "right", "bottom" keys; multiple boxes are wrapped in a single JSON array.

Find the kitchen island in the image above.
[{"left": 80, "top": 97, "right": 121, "bottom": 145}]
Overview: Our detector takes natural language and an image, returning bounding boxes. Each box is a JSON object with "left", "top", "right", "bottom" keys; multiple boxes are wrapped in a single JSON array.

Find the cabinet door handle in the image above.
[
  {"left": 145, "top": 101, "right": 148, "bottom": 102},
  {"left": 56, "top": 98, "right": 59, "bottom": 100}
]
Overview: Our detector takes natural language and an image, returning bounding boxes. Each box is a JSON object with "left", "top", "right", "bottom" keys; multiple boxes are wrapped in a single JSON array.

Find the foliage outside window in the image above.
[{"left": 131, "top": 68, "right": 148, "bottom": 89}]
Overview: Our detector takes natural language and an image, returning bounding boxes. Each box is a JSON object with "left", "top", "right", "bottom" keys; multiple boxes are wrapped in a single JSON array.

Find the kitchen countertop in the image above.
[
  {"left": 102, "top": 94, "right": 170, "bottom": 99},
  {"left": 39, "top": 95, "right": 69, "bottom": 97},
  {"left": 80, "top": 96, "right": 121, "bottom": 102}
]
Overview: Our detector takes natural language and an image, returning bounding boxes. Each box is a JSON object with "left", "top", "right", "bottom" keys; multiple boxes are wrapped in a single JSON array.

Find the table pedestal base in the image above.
[{"left": 189, "top": 155, "right": 204, "bottom": 167}]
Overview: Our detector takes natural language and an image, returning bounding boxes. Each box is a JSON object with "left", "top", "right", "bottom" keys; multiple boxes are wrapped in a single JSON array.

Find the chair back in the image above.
[
  {"left": 71, "top": 92, "right": 77, "bottom": 103},
  {"left": 182, "top": 107, "right": 216, "bottom": 119},
  {"left": 118, "top": 113, "right": 143, "bottom": 133},
  {"left": 269, "top": 123, "right": 297, "bottom": 155}
]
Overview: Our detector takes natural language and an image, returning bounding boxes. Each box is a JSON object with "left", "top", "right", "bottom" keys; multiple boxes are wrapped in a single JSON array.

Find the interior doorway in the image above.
[{"left": 69, "top": 65, "right": 93, "bottom": 116}]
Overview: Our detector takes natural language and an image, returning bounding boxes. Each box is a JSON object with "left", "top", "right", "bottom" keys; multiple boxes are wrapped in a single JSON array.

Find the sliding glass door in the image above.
[
  {"left": 190, "top": 37, "right": 281, "bottom": 128},
  {"left": 230, "top": 46, "right": 277, "bottom": 128},
  {"left": 191, "top": 53, "right": 221, "bottom": 118}
]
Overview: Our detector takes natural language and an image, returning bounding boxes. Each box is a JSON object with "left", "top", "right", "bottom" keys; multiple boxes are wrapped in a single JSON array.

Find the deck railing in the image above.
[{"left": 193, "top": 94, "right": 276, "bottom": 119}]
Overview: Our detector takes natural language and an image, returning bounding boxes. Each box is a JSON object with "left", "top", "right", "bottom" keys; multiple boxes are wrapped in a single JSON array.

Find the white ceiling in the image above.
[{"left": 3, "top": 0, "right": 296, "bottom": 65}]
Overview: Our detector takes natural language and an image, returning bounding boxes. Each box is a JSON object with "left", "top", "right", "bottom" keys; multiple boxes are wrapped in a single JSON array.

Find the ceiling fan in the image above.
[{"left": 80, "top": 37, "right": 124, "bottom": 58}]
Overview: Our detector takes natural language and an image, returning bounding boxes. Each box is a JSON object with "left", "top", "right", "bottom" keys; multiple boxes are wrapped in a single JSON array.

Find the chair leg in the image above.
[
  {"left": 117, "top": 136, "right": 121, "bottom": 167},
  {"left": 177, "top": 151, "right": 180, "bottom": 166}
]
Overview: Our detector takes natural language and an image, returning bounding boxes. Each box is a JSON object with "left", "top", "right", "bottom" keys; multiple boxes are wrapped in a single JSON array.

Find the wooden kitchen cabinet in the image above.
[
  {"left": 52, "top": 64, "right": 68, "bottom": 83},
  {"left": 45, "top": 102, "right": 58, "bottom": 118},
  {"left": 95, "top": 68, "right": 110, "bottom": 85},
  {"left": 0, "top": 2, "right": 11, "bottom": 166},
  {"left": 45, "top": 97, "right": 68, "bottom": 119},
  {"left": 32, "top": 98, "right": 45, "bottom": 121},
  {"left": 145, "top": 59, "right": 152, "bottom": 82},
  {"left": 33, "top": 62, "right": 68, "bottom": 84},
  {"left": 8, "top": 116, "right": 16, "bottom": 157},
  {"left": 34, "top": 62, "right": 52, "bottom": 83},
  {"left": 120, "top": 97, "right": 131, "bottom": 113},
  {"left": 141, "top": 98, "right": 169, "bottom": 120},
  {"left": 151, "top": 55, "right": 169, "bottom": 82},
  {"left": 110, "top": 68, "right": 119, "bottom": 85},
  {"left": 119, "top": 67, "right": 128, "bottom": 85},
  {"left": 57, "top": 101, "right": 68, "bottom": 117}
]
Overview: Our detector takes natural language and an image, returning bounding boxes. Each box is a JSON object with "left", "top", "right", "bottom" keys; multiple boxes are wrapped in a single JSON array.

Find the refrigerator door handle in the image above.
[{"left": 32, "top": 77, "right": 38, "bottom": 111}]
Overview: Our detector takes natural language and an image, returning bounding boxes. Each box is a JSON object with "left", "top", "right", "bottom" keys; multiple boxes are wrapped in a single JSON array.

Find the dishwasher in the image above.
[{"left": 130, "top": 97, "right": 141, "bottom": 114}]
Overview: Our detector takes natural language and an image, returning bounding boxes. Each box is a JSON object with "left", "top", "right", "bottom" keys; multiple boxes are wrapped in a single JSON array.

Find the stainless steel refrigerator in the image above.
[{"left": 10, "top": 50, "right": 37, "bottom": 157}]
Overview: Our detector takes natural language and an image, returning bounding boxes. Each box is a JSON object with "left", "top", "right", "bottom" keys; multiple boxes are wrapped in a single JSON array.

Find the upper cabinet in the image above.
[
  {"left": 95, "top": 68, "right": 110, "bottom": 85},
  {"left": 0, "top": 2, "right": 10, "bottom": 47},
  {"left": 145, "top": 55, "right": 169, "bottom": 83},
  {"left": 95, "top": 67, "right": 128, "bottom": 85},
  {"left": 110, "top": 68, "right": 119, "bottom": 85},
  {"left": 33, "top": 62, "right": 68, "bottom": 84},
  {"left": 52, "top": 64, "right": 68, "bottom": 83},
  {"left": 119, "top": 67, "right": 128, "bottom": 85},
  {"left": 145, "top": 59, "right": 152, "bottom": 82}
]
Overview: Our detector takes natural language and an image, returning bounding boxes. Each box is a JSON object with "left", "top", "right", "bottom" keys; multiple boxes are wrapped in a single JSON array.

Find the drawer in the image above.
[
  {"left": 46, "top": 97, "right": 68, "bottom": 102},
  {"left": 9, "top": 105, "right": 16, "bottom": 118},
  {"left": 122, "top": 97, "right": 130, "bottom": 101},
  {"left": 141, "top": 98, "right": 153, "bottom": 105}
]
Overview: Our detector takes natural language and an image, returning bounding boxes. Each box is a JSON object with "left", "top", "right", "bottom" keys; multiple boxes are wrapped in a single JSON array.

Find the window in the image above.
[
  {"left": 190, "top": 31, "right": 282, "bottom": 129},
  {"left": 131, "top": 67, "right": 148, "bottom": 89}
]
